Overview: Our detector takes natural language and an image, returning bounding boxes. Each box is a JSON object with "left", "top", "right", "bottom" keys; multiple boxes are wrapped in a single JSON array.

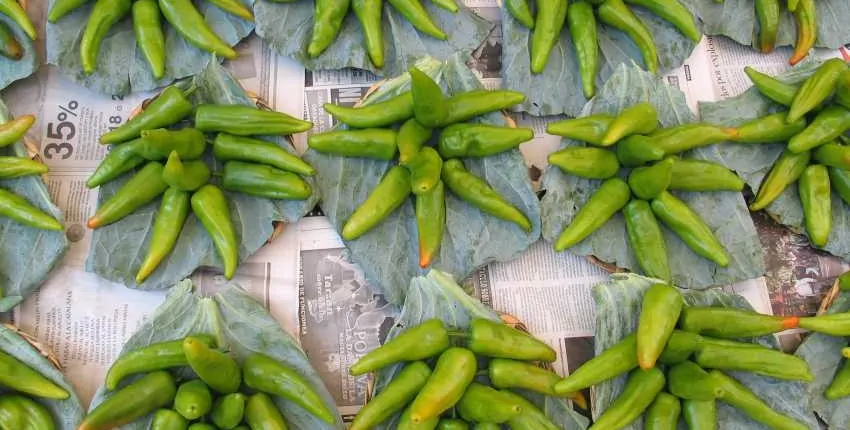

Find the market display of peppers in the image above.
[
  {"left": 85, "top": 85, "right": 315, "bottom": 282},
  {"left": 80, "top": 334, "right": 334, "bottom": 429},
  {"left": 0, "top": 0, "right": 35, "bottom": 61},
  {"left": 753, "top": 0, "right": 818, "bottom": 64},
  {"left": 313, "top": 67, "right": 534, "bottom": 268},
  {"left": 0, "top": 347, "right": 68, "bottom": 428}
]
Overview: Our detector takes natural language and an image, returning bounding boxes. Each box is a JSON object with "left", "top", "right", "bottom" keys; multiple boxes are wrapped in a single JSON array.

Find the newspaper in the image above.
[{"left": 2, "top": 1, "right": 849, "bottom": 419}]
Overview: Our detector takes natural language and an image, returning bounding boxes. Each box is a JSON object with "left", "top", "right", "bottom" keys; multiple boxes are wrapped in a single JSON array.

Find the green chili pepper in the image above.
[
  {"left": 826, "top": 358, "right": 850, "bottom": 400},
  {"left": 788, "top": 58, "right": 847, "bottom": 122},
  {"left": 244, "top": 393, "right": 289, "bottom": 430},
  {"left": 342, "top": 166, "right": 410, "bottom": 240},
  {"left": 79, "top": 371, "right": 177, "bottom": 430},
  {"left": 628, "top": 0, "right": 701, "bottom": 41},
  {"left": 467, "top": 318, "right": 556, "bottom": 361},
  {"left": 711, "top": 370, "right": 809, "bottom": 430},
  {"left": 603, "top": 103, "right": 659, "bottom": 145},
  {"left": 699, "top": 336, "right": 777, "bottom": 351},
  {"left": 679, "top": 306, "right": 799, "bottom": 337},
  {"left": 442, "top": 159, "right": 532, "bottom": 232},
  {"left": 47, "top": 0, "right": 91, "bottom": 23},
  {"left": 437, "top": 419, "right": 469, "bottom": 430},
  {"left": 244, "top": 352, "right": 336, "bottom": 423},
  {"left": 750, "top": 149, "right": 811, "bottom": 210},
  {"left": 0, "top": 0, "right": 35, "bottom": 39},
  {"left": 191, "top": 184, "right": 239, "bottom": 279},
  {"left": 175, "top": 379, "right": 213, "bottom": 420},
  {"left": 87, "top": 162, "right": 168, "bottom": 228},
  {"left": 628, "top": 157, "right": 673, "bottom": 200},
  {"left": 799, "top": 164, "right": 832, "bottom": 247},
  {"left": 651, "top": 191, "right": 729, "bottom": 267},
  {"left": 554, "top": 177, "right": 630, "bottom": 251},
  {"left": 695, "top": 342, "right": 813, "bottom": 381},
  {"left": 456, "top": 382, "right": 522, "bottom": 424},
  {"left": 753, "top": 0, "right": 779, "bottom": 52},
  {"left": 398, "top": 118, "right": 433, "bottom": 165},
  {"left": 100, "top": 87, "right": 193, "bottom": 144},
  {"left": 569, "top": 0, "right": 599, "bottom": 98},
  {"left": 162, "top": 151, "right": 211, "bottom": 191},
  {"left": 195, "top": 104, "right": 313, "bottom": 135},
  {"left": 0, "top": 350, "right": 69, "bottom": 399},
  {"left": 324, "top": 93, "right": 412, "bottom": 129},
  {"left": 840, "top": 271, "right": 850, "bottom": 292},
  {"left": 184, "top": 335, "right": 241, "bottom": 393},
  {"left": 669, "top": 159, "right": 745, "bottom": 191},
  {"left": 350, "top": 0, "right": 384, "bottom": 67},
  {"left": 308, "top": 0, "right": 351, "bottom": 57},
  {"left": 443, "top": 90, "right": 526, "bottom": 125},
  {"left": 813, "top": 141, "right": 850, "bottom": 170},
  {"left": 501, "top": 390, "right": 560, "bottom": 430},
  {"left": 150, "top": 409, "right": 189, "bottom": 430},
  {"left": 104, "top": 335, "right": 215, "bottom": 390},
  {"left": 590, "top": 367, "right": 665, "bottom": 430},
  {"left": 644, "top": 392, "right": 681, "bottom": 430},
  {"left": 728, "top": 112, "right": 807, "bottom": 143},
  {"left": 132, "top": 0, "right": 166, "bottom": 80},
  {"left": 488, "top": 358, "right": 560, "bottom": 396},
  {"left": 597, "top": 0, "right": 658, "bottom": 73},
  {"left": 744, "top": 66, "right": 799, "bottom": 106},
  {"left": 506, "top": 0, "right": 534, "bottom": 28},
  {"left": 0, "top": 394, "right": 56, "bottom": 430},
  {"left": 438, "top": 123, "right": 533, "bottom": 158},
  {"left": 623, "top": 199, "right": 670, "bottom": 282},
  {"left": 159, "top": 0, "right": 237, "bottom": 59},
  {"left": 137, "top": 128, "right": 207, "bottom": 160},
  {"left": 0, "top": 188, "right": 63, "bottom": 231},
  {"left": 0, "top": 114, "right": 33, "bottom": 148},
  {"left": 350, "top": 361, "right": 431, "bottom": 430},
  {"left": 652, "top": 124, "right": 736, "bottom": 155},
  {"left": 547, "top": 146, "right": 620, "bottom": 179},
  {"left": 0, "top": 21, "right": 21, "bottom": 61},
  {"left": 80, "top": 0, "right": 132, "bottom": 74},
  {"left": 206, "top": 0, "right": 253, "bottom": 20},
  {"left": 546, "top": 114, "right": 614, "bottom": 146},
  {"left": 409, "top": 347, "right": 477, "bottom": 423},
  {"left": 222, "top": 161, "right": 312, "bottom": 200},
  {"left": 789, "top": 0, "right": 816, "bottom": 66},
  {"left": 657, "top": 330, "right": 702, "bottom": 364},
  {"left": 829, "top": 166, "right": 850, "bottom": 205},
  {"left": 397, "top": 403, "right": 439, "bottom": 430},
  {"left": 616, "top": 134, "right": 665, "bottom": 166},
  {"left": 308, "top": 128, "right": 398, "bottom": 160},
  {"left": 637, "top": 283, "right": 682, "bottom": 369},
  {"left": 0, "top": 156, "right": 47, "bottom": 178},
  {"left": 136, "top": 187, "right": 190, "bottom": 283},
  {"left": 410, "top": 67, "right": 449, "bottom": 128},
  {"left": 529, "top": 0, "right": 568, "bottom": 74},
  {"left": 834, "top": 70, "right": 850, "bottom": 110},
  {"left": 554, "top": 334, "right": 638, "bottom": 395},
  {"left": 213, "top": 134, "right": 315, "bottom": 175},
  {"left": 388, "top": 0, "right": 447, "bottom": 39},
  {"left": 682, "top": 400, "right": 716, "bottom": 430},
  {"left": 408, "top": 147, "right": 443, "bottom": 195},
  {"left": 211, "top": 393, "right": 246, "bottom": 429},
  {"left": 416, "top": 180, "right": 445, "bottom": 268},
  {"left": 668, "top": 360, "right": 723, "bottom": 400},
  {"left": 428, "top": 0, "right": 456, "bottom": 11},
  {"left": 351, "top": 319, "right": 449, "bottom": 375}
]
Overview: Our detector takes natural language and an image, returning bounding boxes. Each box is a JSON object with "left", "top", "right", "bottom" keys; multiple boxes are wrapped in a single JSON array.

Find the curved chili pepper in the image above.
[
  {"left": 443, "top": 90, "right": 526, "bottom": 125},
  {"left": 658, "top": 330, "right": 701, "bottom": 364},
  {"left": 80, "top": 371, "right": 177, "bottom": 430},
  {"left": 548, "top": 146, "right": 620, "bottom": 179},
  {"left": 637, "top": 283, "right": 682, "bottom": 369},
  {"left": 835, "top": 70, "right": 850, "bottom": 110},
  {"left": 590, "top": 367, "right": 665, "bottom": 430},
  {"left": 652, "top": 124, "right": 737, "bottom": 155},
  {"left": 644, "top": 392, "right": 681, "bottom": 430},
  {"left": 669, "top": 158, "right": 744, "bottom": 191},
  {"left": 105, "top": 335, "right": 214, "bottom": 390},
  {"left": 814, "top": 141, "right": 850, "bottom": 170},
  {"left": 308, "top": 128, "right": 398, "bottom": 160},
  {"left": 554, "top": 177, "right": 630, "bottom": 251},
  {"left": 410, "top": 67, "right": 449, "bottom": 128},
  {"left": 207, "top": 0, "right": 253, "bottom": 20},
  {"left": 159, "top": 0, "right": 237, "bottom": 59},
  {"left": 616, "top": 134, "right": 665, "bottom": 166},
  {"left": 151, "top": 409, "right": 188, "bottom": 430},
  {"left": 398, "top": 118, "right": 433, "bottom": 165},
  {"left": 0, "top": 349, "right": 69, "bottom": 399},
  {"left": 788, "top": 58, "right": 847, "bottom": 122},
  {"left": 467, "top": 318, "right": 556, "bottom": 361},
  {"left": 350, "top": 361, "right": 431, "bottom": 430},
  {"left": 86, "top": 140, "right": 145, "bottom": 188},
  {"left": 623, "top": 199, "right": 670, "bottom": 282},
  {"left": 829, "top": 167, "right": 850, "bottom": 205},
  {"left": 668, "top": 360, "right": 723, "bottom": 400},
  {"left": 500, "top": 389, "right": 560, "bottom": 430},
  {"left": 136, "top": 187, "right": 190, "bottom": 283},
  {"left": 190, "top": 184, "right": 239, "bottom": 279},
  {"left": 213, "top": 133, "right": 315, "bottom": 175},
  {"left": 324, "top": 92, "right": 413, "bottom": 128},
  {"left": 0, "top": 21, "right": 22, "bottom": 61},
  {"left": 244, "top": 393, "right": 289, "bottom": 430},
  {"left": 628, "top": 157, "right": 673, "bottom": 200},
  {"left": 47, "top": 0, "right": 90, "bottom": 23},
  {"left": 711, "top": 370, "right": 809, "bottom": 430},
  {"left": 754, "top": 0, "right": 779, "bottom": 52},
  {"left": 409, "top": 347, "right": 477, "bottom": 423},
  {"left": 442, "top": 159, "right": 532, "bottom": 232},
  {"left": 604, "top": 102, "right": 659, "bottom": 145},
  {"left": 428, "top": 0, "right": 456, "bottom": 12},
  {"left": 554, "top": 334, "right": 638, "bottom": 395},
  {"left": 456, "top": 382, "right": 521, "bottom": 424},
  {"left": 162, "top": 151, "right": 210, "bottom": 192},
  {"left": 408, "top": 147, "right": 442, "bottom": 195},
  {"left": 195, "top": 104, "right": 312, "bottom": 135},
  {"left": 744, "top": 66, "right": 799, "bottom": 106},
  {"left": 0, "top": 0, "right": 35, "bottom": 39},
  {"left": 0, "top": 188, "right": 63, "bottom": 231},
  {"left": 137, "top": 128, "right": 207, "bottom": 160},
  {"left": 416, "top": 180, "right": 444, "bottom": 268},
  {"left": 0, "top": 114, "right": 34, "bottom": 148},
  {"left": 529, "top": 0, "right": 568, "bottom": 74},
  {"left": 80, "top": 0, "right": 132, "bottom": 75},
  {"left": 506, "top": 0, "right": 534, "bottom": 28},
  {"left": 211, "top": 393, "right": 246, "bottom": 429},
  {"left": 437, "top": 123, "right": 533, "bottom": 158},
  {"left": 350, "top": 319, "right": 449, "bottom": 375},
  {"left": 788, "top": 106, "right": 850, "bottom": 153},
  {"left": 175, "top": 379, "right": 213, "bottom": 420},
  {"left": 546, "top": 114, "right": 614, "bottom": 146},
  {"left": 387, "top": 0, "right": 447, "bottom": 39},
  {"left": 597, "top": 0, "right": 658, "bottom": 73},
  {"left": 132, "top": 0, "right": 166, "bottom": 80},
  {"left": 0, "top": 156, "right": 48, "bottom": 178},
  {"left": 244, "top": 352, "right": 336, "bottom": 423},
  {"left": 651, "top": 191, "right": 729, "bottom": 267},
  {"left": 682, "top": 400, "right": 716, "bottom": 430},
  {"left": 488, "top": 357, "right": 560, "bottom": 396},
  {"left": 0, "top": 394, "right": 56, "bottom": 429},
  {"left": 789, "top": 0, "right": 816, "bottom": 66},
  {"left": 308, "top": 0, "right": 351, "bottom": 57},
  {"left": 342, "top": 166, "right": 410, "bottom": 240},
  {"left": 728, "top": 112, "right": 807, "bottom": 143},
  {"left": 695, "top": 341, "right": 813, "bottom": 381},
  {"left": 750, "top": 149, "right": 811, "bottom": 210},
  {"left": 826, "top": 358, "right": 850, "bottom": 400},
  {"left": 87, "top": 162, "right": 168, "bottom": 228},
  {"left": 567, "top": 1, "right": 599, "bottom": 98},
  {"left": 184, "top": 335, "right": 241, "bottom": 394},
  {"left": 627, "top": 0, "right": 700, "bottom": 41},
  {"left": 799, "top": 164, "right": 832, "bottom": 247},
  {"left": 680, "top": 306, "right": 798, "bottom": 338},
  {"left": 222, "top": 161, "right": 311, "bottom": 200},
  {"left": 100, "top": 87, "right": 193, "bottom": 144}
]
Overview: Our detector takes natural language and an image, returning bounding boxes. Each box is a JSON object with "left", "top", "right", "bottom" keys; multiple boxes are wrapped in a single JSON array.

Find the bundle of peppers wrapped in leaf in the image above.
[
  {"left": 0, "top": 0, "right": 34, "bottom": 61},
  {"left": 751, "top": 0, "right": 818, "bottom": 64},
  {"left": 48, "top": 0, "right": 252, "bottom": 78},
  {"left": 313, "top": 67, "right": 534, "bottom": 268},
  {"left": 86, "top": 85, "right": 315, "bottom": 283}
]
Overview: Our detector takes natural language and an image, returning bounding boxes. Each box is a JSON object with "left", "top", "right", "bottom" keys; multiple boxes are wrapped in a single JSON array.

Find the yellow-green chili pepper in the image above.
[
  {"left": 456, "top": 382, "right": 522, "bottom": 423},
  {"left": 546, "top": 114, "right": 614, "bottom": 146},
  {"left": 323, "top": 92, "right": 413, "bottom": 129},
  {"left": 789, "top": 0, "right": 816, "bottom": 66},
  {"left": 728, "top": 112, "right": 807, "bottom": 143},
  {"left": 569, "top": 0, "right": 599, "bottom": 98},
  {"left": 624, "top": 199, "right": 670, "bottom": 282},
  {"left": 437, "top": 123, "right": 533, "bottom": 158},
  {"left": 48, "top": 0, "right": 91, "bottom": 23},
  {"left": 213, "top": 133, "right": 316, "bottom": 176},
  {"left": 132, "top": 0, "right": 166, "bottom": 80},
  {"left": 100, "top": 87, "right": 193, "bottom": 144},
  {"left": 308, "top": 0, "right": 351, "bottom": 57},
  {"left": 554, "top": 177, "right": 630, "bottom": 251},
  {"left": 590, "top": 368, "right": 666, "bottom": 429},
  {"left": 87, "top": 162, "right": 168, "bottom": 229},
  {"left": 415, "top": 180, "right": 445, "bottom": 268},
  {"left": 644, "top": 392, "right": 681, "bottom": 430},
  {"left": 506, "top": 0, "right": 534, "bottom": 28},
  {"left": 813, "top": 141, "right": 850, "bottom": 170},
  {"left": 87, "top": 139, "right": 144, "bottom": 188},
  {"left": 80, "top": 0, "right": 132, "bottom": 75},
  {"left": 597, "top": 0, "right": 658, "bottom": 73},
  {"left": 788, "top": 58, "right": 847, "bottom": 123},
  {"left": 651, "top": 191, "right": 729, "bottom": 267},
  {"left": 408, "top": 146, "right": 443, "bottom": 195},
  {"left": 191, "top": 184, "right": 239, "bottom": 279},
  {"left": 408, "top": 347, "right": 477, "bottom": 423},
  {"left": 387, "top": 0, "right": 447, "bottom": 39},
  {"left": 159, "top": 0, "right": 237, "bottom": 59},
  {"left": 0, "top": 0, "right": 35, "bottom": 39},
  {"left": 0, "top": 394, "right": 56, "bottom": 430},
  {"left": 442, "top": 159, "right": 532, "bottom": 232},
  {"left": 788, "top": 106, "right": 850, "bottom": 153},
  {"left": 529, "top": 0, "right": 568, "bottom": 74},
  {"left": 244, "top": 393, "right": 289, "bottom": 430},
  {"left": 162, "top": 151, "right": 211, "bottom": 191},
  {"left": 350, "top": 361, "right": 431, "bottom": 430},
  {"left": 628, "top": 157, "right": 673, "bottom": 200},
  {"left": 222, "top": 161, "right": 312, "bottom": 200},
  {"left": 637, "top": 283, "right": 683, "bottom": 369},
  {"left": 80, "top": 371, "right": 177, "bottom": 430},
  {"left": 184, "top": 335, "right": 241, "bottom": 393},
  {"left": 342, "top": 166, "right": 411, "bottom": 240},
  {"left": 711, "top": 370, "right": 809, "bottom": 430},
  {"left": 603, "top": 102, "right": 659, "bottom": 145},
  {"left": 0, "top": 21, "right": 22, "bottom": 61},
  {"left": 754, "top": 0, "right": 779, "bottom": 52},
  {"left": 174, "top": 379, "right": 213, "bottom": 420},
  {"left": 398, "top": 118, "right": 434, "bottom": 165},
  {"left": 352, "top": 0, "right": 384, "bottom": 67},
  {"left": 799, "top": 164, "right": 832, "bottom": 247},
  {"left": 548, "top": 146, "right": 620, "bottom": 179},
  {"left": 750, "top": 149, "right": 811, "bottom": 210},
  {"left": 468, "top": 318, "right": 557, "bottom": 361},
  {"left": 829, "top": 166, "right": 850, "bottom": 205},
  {"left": 744, "top": 66, "right": 799, "bottom": 106},
  {"left": 135, "top": 186, "right": 190, "bottom": 283},
  {"left": 350, "top": 319, "right": 450, "bottom": 375}
]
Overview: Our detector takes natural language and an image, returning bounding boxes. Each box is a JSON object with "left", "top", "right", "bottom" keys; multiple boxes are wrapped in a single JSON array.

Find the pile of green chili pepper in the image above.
[
  {"left": 86, "top": 85, "right": 315, "bottom": 283},
  {"left": 742, "top": 58, "right": 850, "bottom": 249},
  {"left": 80, "top": 333, "right": 336, "bottom": 429},
  {"left": 547, "top": 102, "right": 744, "bottom": 280},
  {"left": 0, "top": 0, "right": 36, "bottom": 61},
  {"left": 349, "top": 318, "right": 585, "bottom": 429},
  {"left": 0, "top": 345, "right": 69, "bottom": 429},
  {"left": 314, "top": 67, "right": 533, "bottom": 269},
  {"left": 752, "top": 0, "right": 818, "bottom": 65},
  {"left": 508, "top": 0, "right": 701, "bottom": 97},
  {"left": 48, "top": 0, "right": 252, "bottom": 78}
]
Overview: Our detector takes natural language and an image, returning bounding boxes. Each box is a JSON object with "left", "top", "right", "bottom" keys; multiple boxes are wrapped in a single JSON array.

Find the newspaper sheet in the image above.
[{"left": 1, "top": 0, "right": 849, "bottom": 418}]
